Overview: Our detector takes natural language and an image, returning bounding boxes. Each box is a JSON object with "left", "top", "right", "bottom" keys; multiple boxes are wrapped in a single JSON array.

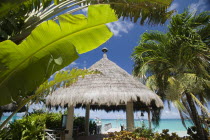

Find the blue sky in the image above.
[
  {"left": 70, "top": 0, "right": 210, "bottom": 119},
  {"left": 6, "top": 0, "right": 210, "bottom": 119}
]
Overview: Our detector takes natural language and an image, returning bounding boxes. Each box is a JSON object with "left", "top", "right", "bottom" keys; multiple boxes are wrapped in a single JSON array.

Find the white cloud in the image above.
[
  {"left": 106, "top": 20, "right": 134, "bottom": 37},
  {"left": 161, "top": 103, "right": 180, "bottom": 119},
  {"left": 190, "top": 0, "right": 208, "bottom": 12},
  {"left": 161, "top": 110, "right": 180, "bottom": 119},
  {"left": 168, "top": 3, "right": 179, "bottom": 11},
  {"left": 80, "top": 6, "right": 134, "bottom": 37}
]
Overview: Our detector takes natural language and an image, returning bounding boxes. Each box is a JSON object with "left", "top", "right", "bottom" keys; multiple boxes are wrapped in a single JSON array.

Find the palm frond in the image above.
[
  {"left": 190, "top": 93, "right": 210, "bottom": 117},
  {"left": 79, "top": 0, "right": 174, "bottom": 25},
  {"left": 132, "top": 10, "right": 210, "bottom": 131},
  {"left": 178, "top": 109, "right": 187, "bottom": 129},
  {"left": 141, "top": 31, "right": 168, "bottom": 43},
  {"left": 151, "top": 108, "right": 162, "bottom": 127},
  {"left": 1, "top": 0, "right": 175, "bottom": 43},
  {"left": 173, "top": 100, "right": 186, "bottom": 112}
]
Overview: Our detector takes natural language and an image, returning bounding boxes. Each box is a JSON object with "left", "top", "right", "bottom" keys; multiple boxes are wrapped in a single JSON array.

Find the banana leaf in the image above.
[{"left": 0, "top": 4, "right": 117, "bottom": 105}]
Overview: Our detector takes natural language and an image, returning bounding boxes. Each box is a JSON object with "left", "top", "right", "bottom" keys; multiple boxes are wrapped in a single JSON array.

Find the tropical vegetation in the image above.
[
  {"left": 0, "top": 0, "right": 174, "bottom": 43},
  {"left": 0, "top": 4, "right": 117, "bottom": 106},
  {"left": 0, "top": 0, "right": 174, "bottom": 130},
  {"left": 0, "top": 112, "right": 60, "bottom": 140},
  {"left": 73, "top": 116, "right": 97, "bottom": 136},
  {"left": 132, "top": 10, "right": 210, "bottom": 140},
  {"left": 0, "top": 111, "right": 97, "bottom": 140},
  {"left": 1, "top": 113, "right": 193, "bottom": 140},
  {"left": 104, "top": 128, "right": 190, "bottom": 140},
  {"left": 2, "top": 0, "right": 196, "bottom": 139},
  {"left": 0, "top": 4, "right": 117, "bottom": 129},
  {"left": 0, "top": 68, "right": 98, "bottom": 129}
]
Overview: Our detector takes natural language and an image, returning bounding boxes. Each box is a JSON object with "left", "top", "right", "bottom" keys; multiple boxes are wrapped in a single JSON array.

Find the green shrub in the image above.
[
  {"left": 0, "top": 112, "right": 63, "bottom": 140},
  {"left": 45, "top": 113, "right": 62, "bottom": 129},
  {"left": 73, "top": 117, "right": 97, "bottom": 136},
  {"left": 153, "top": 129, "right": 191, "bottom": 140},
  {"left": 104, "top": 131, "right": 148, "bottom": 140},
  {"left": 73, "top": 116, "right": 85, "bottom": 132},
  {"left": 134, "top": 123, "right": 154, "bottom": 139},
  {"left": 0, "top": 128, "right": 12, "bottom": 140},
  {"left": 7, "top": 114, "right": 46, "bottom": 140},
  {"left": 89, "top": 120, "right": 97, "bottom": 135},
  {"left": 103, "top": 128, "right": 191, "bottom": 140},
  {"left": 0, "top": 113, "right": 100, "bottom": 140}
]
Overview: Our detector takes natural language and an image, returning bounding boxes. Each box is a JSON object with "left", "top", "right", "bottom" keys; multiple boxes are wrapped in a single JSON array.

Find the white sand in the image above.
[
  {"left": 102, "top": 127, "right": 121, "bottom": 134},
  {"left": 157, "top": 130, "right": 189, "bottom": 137},
  {"left": 170, "top": 131, "right": 189, "bottom": 137}
]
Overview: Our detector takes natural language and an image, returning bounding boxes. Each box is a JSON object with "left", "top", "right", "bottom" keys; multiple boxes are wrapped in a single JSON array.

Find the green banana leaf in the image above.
[{"left": 0, "top": 4, "right": 117, "bottom": 105}]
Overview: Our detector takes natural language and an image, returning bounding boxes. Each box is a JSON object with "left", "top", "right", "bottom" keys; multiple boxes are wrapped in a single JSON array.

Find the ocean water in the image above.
[
  {"left": 0, "top": 116, "right": 22, "bottom": 123},
  {"left": 97, "top": 119, "right": 193, "bottom": 132},
  {"left": 1, "top": 116, "right": 192, "bottom": 132}
]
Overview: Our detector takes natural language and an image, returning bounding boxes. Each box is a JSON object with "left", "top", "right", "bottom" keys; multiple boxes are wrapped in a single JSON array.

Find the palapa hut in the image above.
[
  {"left": 46, "top": 48, "right": 163, "bottom": 140},
  {"left": 0, "top": 103, "right": 26, "bottom": 120}
]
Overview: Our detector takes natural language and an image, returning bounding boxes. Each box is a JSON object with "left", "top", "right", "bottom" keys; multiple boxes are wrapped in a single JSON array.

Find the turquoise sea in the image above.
[
  {"left": 1, "top": 116, "right": 193, "bottom": 132},
  {"left": 98, "top": 119, "right": 193, "bottom": 132},
  {"left": 0, "top": 116, "right": 22, "bottom": 123}
]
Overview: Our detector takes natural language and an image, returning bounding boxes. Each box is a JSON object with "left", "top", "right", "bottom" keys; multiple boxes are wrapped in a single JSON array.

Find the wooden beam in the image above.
[
  {"left": 126, "top": 101, "right": 134, "bottom": 131},
  {"left": 148, "top": 110, "right": 152, "bottom": 130},
  {"left": 65, "top": 106, "right": 74, "bottom": 140},
  {"left": 85, "top": 104, "right": 90, "bottom": 136}
]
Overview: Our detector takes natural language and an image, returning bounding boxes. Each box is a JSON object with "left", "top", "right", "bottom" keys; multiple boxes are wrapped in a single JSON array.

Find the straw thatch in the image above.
[
  {"left": 0, "top": 103, "right": 26, "bottom": 112},
  {"left": 46, "top": 49, "right": 163, "bottom": 110},
  {"left": 75, "top": 100, "right": 159, "bottom": 112}
]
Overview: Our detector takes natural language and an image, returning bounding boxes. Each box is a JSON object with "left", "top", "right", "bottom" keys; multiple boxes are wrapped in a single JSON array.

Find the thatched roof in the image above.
[
  {"left": 46, "top": 49, "right": 163, "bottom": 110},
  {"left": 75, "top": 100, "right": 159, "bottom": 112},
  {"left": 0, "top": 103, "right": 26, "bottom": 112}
]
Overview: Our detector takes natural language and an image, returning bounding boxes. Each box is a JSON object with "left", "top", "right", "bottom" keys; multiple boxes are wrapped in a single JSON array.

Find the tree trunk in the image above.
[
  {"left": 185, "top": 92, "right": 208, "bottom": 140},
  {"left": 199, "top": 95, "right": 209, "bottom": 130}
]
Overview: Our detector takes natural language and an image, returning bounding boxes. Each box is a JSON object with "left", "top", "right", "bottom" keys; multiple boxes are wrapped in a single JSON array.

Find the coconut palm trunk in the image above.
[{"left": 185, "top": 92, "right": 208, "bottom": 140}]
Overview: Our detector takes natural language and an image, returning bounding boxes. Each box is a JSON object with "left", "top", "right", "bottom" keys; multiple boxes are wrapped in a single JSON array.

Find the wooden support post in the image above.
[
  {"left": 65, "top": 106, "right": 74, "bottom": 140},
  {"left": 148, "top": 110, "right": 152, "bottom": 130},
  {"left": 85, "top": 104, "right": 90, "bottom": 136},
  {"left": 126, "top": 102, "right": 134, "bottom": 131}
]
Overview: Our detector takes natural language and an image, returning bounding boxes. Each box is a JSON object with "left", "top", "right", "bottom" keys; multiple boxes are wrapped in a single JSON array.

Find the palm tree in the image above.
[
  {"left": 0, "top": 0, "right": 174, "bottom": 43},
  {"left": 132, "top": 11, "right": 210, "bottom": 140}
]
